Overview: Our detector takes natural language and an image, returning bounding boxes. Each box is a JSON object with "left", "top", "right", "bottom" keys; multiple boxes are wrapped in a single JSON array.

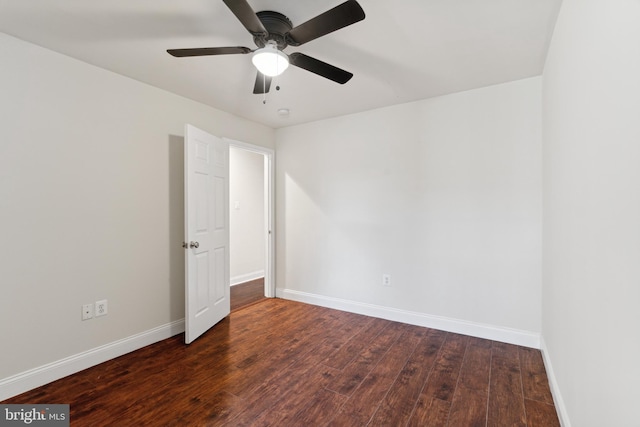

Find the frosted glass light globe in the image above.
[{"left": 252, "top": 43, "right": 289, "bottom": 77}]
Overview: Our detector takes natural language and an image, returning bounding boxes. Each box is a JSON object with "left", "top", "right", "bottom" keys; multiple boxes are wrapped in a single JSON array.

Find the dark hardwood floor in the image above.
[
  {"left": 3, "top": 299, "right": 559, "bottom": 426},
  {"left": 230, "top": 278, "right": 266, "bottom": 312}
]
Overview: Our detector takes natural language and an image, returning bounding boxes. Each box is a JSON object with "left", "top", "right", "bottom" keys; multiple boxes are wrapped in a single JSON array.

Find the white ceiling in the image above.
[{"left": 0, "top": 0, "right": 561, "bottom": 129}]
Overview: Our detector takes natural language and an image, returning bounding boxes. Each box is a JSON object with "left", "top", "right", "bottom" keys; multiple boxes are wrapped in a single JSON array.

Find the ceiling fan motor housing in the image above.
[{"left": 253, "top": 11, "right": 293, "bottom": 49}]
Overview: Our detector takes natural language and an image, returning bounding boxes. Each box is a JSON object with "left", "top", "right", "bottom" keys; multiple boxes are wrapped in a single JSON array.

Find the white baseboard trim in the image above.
[
  {"left": 277, "top": 288, "right": 540, "bottom": 349},
  {"left": 230, "top": 270, "right": 265, "bottom": 286},
  {"left": 540, "top": 337, "right": 571, "bottom": 427},
  {"left": 0, "top": 319, "right": 185, "bottom": 402}
]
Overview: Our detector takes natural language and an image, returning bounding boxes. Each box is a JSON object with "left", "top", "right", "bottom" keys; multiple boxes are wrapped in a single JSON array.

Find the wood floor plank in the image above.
[
  {"left": 218, "top": 310, "right": 353, "bottom": 422},
  {"left": 326, "top": 323, "right": 425, "bottom": 426},
  {"left": 238, "top": 304, "right": 358, "bottom": 384},
  {"left": 225, "top": 311, "right": 339, "bottom": 396},
  {"left": 177, "top": 390, "right": 243, "bottom": 426},
  {"left": 230, "top": 278, "right": 265, "bottom": 311},
  {"left": 322, "top": 316, "right": 389, "bottom": 370},
  {"left": 282, "top": 388, "right": 347, "bottom": 426},
  {"left": 325, "top": 321, "right": 410, "bottom": 396},
  {"left": 369, "top": 328, "right": 447, "bottom": 425},
  {"left": 232, "top": 302, "right": 322, "bottom": 353},
  {"left": 417, "top": 332, "right": 469, "bottom": 401},
  {"left": 179, "top": 301, "right": 301, "bottom": 373},
  {"left": 213, "top": 378, "right": 282, "bottom": 426},
  {"left": 203, "top": 314, "right": 346, "bottom": 425},
  {"left": 519, "top": 346, "right": 555, "bottom": 405},
  {"left": 232, "top": 365, "right": 332, "bottom": 426},
  {"left": 445, "top": 336, "right": 492, "bottom": 426},
  {"left": 109, "top": 372, "right": 193, "bottom": 426},
  {"left": 447, "top": 386, "right": 488, "bottom": 427},
  {"left": 406, "top": 397, "right": 451, "bottom": 427},
  {"left": 487, "top": 342, "right": 528, "bottom": 427},
  {"left": 406, "top": 332, "right": 468, "bottom": 425},
  {"left": 305, "top": 310, "right": 381, "bottom": 365},
  {"left": 238, "top": 363, "right": 341, "bottom": 426},
  {"left": 457, "top": 337, "right": 492, "bottom": 391},
  {"left": 524, "top": 398, "right": 561, "bottom": 427},
  {"left": 243, "top": 311, "right": 350, "bottom": 383}
]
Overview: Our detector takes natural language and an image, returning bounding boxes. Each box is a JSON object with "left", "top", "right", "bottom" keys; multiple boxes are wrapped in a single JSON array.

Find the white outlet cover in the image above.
[
  {"left": 82, "top": 303, "right": 93, "bottom": 320},
  {"left": 95, "top": 299, "right": 108, "bottom": 317},
  {"left": 382, "top": 274, "right": 392, "bottom": 287}
]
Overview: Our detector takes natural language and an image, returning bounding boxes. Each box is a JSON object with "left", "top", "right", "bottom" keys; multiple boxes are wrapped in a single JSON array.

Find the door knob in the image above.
[{"left": 189, "top": 241, "right": 199, "bottom": 249}]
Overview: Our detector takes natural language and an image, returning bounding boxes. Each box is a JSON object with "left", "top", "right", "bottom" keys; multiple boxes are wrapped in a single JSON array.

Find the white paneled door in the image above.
[{"left": 184, "top": 124, "right": 230, "bottom": 344}]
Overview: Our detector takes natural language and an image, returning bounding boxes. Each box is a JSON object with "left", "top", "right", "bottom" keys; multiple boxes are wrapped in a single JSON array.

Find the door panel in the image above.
[{"left": 185, "top": 124, "right": 230, "bottom": 344}]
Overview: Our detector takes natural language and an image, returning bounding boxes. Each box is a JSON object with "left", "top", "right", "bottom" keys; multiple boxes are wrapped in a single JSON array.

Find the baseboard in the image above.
[
  {"left": 230, "top": 270, "right": 265, "bottom": 286},
  {"left": 277, "top": 288, "right": 540, "bottom": 349},
  {"left": 0, "top": 319, "right": 185, "bottom": 402},
  {"left": 540, "top": 337, "right": 571, "bottom": 427}
]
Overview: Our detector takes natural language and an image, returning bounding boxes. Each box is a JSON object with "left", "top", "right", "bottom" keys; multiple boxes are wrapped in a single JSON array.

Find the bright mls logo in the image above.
[{"left": 0, "top": 405, "right": 69, "bottom": 426}]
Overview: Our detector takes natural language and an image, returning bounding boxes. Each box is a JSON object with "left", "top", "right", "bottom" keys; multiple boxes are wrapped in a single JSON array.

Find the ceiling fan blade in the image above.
[
  {"left": 167, "top": 47, "right": 252, "bottom": 57},
  {"left": 286, "top": 0, "right": 365, "bottom": 46},
  {"left": 289, "top": 52, "right": 353, "bottom": 84},
  {"left": 253, "top": 72, "right": 272, "bottom": 94},
  {"left": 222, "top": 0, "right": 268, "bottom": 37}
]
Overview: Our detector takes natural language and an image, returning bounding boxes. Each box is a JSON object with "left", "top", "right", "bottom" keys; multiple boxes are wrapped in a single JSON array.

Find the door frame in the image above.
[{"left": 225, "top": 138, "right": 275, "bottom": 298}]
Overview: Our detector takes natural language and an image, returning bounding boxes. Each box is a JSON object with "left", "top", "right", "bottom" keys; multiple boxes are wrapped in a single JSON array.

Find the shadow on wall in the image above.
[{"left": 169, "top": 134, "right": 185, "bottom": 322}]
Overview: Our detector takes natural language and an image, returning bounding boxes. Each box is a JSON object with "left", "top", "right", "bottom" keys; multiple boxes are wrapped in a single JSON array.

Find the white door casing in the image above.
[{"left": 184, "top": 124, "right": 230, "bottom": 344}]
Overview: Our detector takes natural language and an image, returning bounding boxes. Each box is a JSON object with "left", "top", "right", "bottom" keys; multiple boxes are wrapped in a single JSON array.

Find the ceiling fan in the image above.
[{"left": 167, "top": 0, "right": 365, "bottom": 94}]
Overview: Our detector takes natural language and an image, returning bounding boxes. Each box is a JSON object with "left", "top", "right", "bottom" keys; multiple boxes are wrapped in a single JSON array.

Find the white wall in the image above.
[
  {"left": 541, "top": 0, "right": 640, "bottom": 425},
  {"left": 0, "top": 34, "right": 275, "bottom": 383},
  {"left": 276, "top": 77, "right": 542, "bottom": 338},
  {"left": 229, "top": 147, "right": 265, "bottom": 284}
]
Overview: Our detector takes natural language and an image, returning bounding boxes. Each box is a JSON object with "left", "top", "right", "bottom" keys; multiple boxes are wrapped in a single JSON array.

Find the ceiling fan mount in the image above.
[
  {"left": 252, "top": 11, "right": 293, "bottom": 50},
  {"left": 167, "top": 0, "right": 366, "bottom": 95}
]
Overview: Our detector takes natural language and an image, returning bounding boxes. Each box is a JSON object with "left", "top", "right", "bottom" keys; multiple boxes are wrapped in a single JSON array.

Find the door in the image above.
[{"left": 184, "top": 124, "right": 230, "bottom": 344}]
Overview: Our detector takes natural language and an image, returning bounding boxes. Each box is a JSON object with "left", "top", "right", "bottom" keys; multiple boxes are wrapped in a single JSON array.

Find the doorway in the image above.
[{"left": 226, "top": 139, "right": 274, "bottom": 310}]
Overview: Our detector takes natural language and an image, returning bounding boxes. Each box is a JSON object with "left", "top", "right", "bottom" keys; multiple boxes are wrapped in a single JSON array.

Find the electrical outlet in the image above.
[
  {"left": 382, "top": 274, "right": 392, "bottom": 287},
  {"left": 82, "top": 303, "right": 93, "bottom": 320},
  {"left": 95, "top": 299, "right": 108, "bottom": 317}
]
